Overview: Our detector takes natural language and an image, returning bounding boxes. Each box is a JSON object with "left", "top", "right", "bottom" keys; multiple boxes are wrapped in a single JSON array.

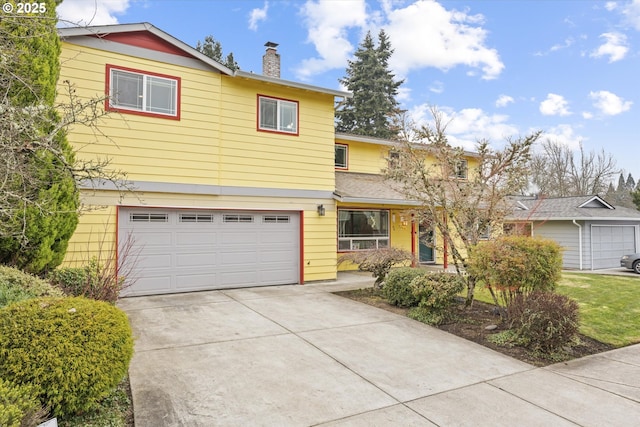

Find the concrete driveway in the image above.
[{"left": 118, "top": 274, "right": 640, "bottom": 426}]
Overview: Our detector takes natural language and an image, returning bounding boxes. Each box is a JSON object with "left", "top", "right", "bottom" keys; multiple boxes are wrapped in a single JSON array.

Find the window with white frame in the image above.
[
  {"left": 335, "top": 144, "right": 348, "bottom": 168},
  {"left": 451, "top": 159, "right": 468, "bottom": 179},
  {"left": 338, "top": 209, "right": 389, "bottom": 251},
  {"left": 258, "top": 95, "right": 298, "bottom": 134},
  {"left": 108, "top": 66, "right": 179, "bottom": 118}
]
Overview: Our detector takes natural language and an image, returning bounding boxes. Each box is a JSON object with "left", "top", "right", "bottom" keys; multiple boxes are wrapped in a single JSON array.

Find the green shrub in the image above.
[
  {"left": 48, "top": 258, "right": 124, "bottom": 303},
  {"left": 0, "top": 379, "right": 46, "bottom": 427},
  {"left": 507, "top": 292, "right": 580, "bottom": 353},
  {"left": 467, "top": 236, "right": 562, "bottom": 310},
  {"left": 0, "top": 265, "right": 64, "bottom": 308},
  {"left": 381, "top": 267, "right": 425, "bottom": 307},
  {"left": 409, "top": 272, "right": 465, "bottom": 324},
  {"left": 0, "top": 297, "right": 134, "bottom": 418},
  {"left": 338, "top": 248, "right": 414, "bottom": 288}
]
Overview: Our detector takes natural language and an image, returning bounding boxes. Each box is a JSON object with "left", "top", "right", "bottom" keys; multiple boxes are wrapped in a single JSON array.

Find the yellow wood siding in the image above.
[
  {"left": 219, "top": 77, "right": 335, "bottom": 191},
  {"left": 59, "top": 42, "right": 337, "bottom": 192},
  {"left": 335, "top": 139, "right": 390, "bottom": 174},
  {"left": 59, "top": 42, "right": 221, "bottom": 185}
]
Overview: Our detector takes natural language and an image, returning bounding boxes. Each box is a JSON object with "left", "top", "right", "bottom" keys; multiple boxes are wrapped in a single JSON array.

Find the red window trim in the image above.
[
  {"left": 336, "top": 207, "right": 392, "bottom": 253},
  {"left": 256, "top": 94, "right": 299, "bottom": 136},
  {"left": 335, "top": 143, "right": 349, "bottom": 170},
  {"left": 105, "top": 64, "right": 181, "bottom": 121}
]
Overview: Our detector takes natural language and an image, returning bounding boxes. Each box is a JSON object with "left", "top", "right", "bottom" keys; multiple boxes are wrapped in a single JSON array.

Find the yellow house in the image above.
[{"left": 58, "top": 23, "right": 475, "bottom": 296}]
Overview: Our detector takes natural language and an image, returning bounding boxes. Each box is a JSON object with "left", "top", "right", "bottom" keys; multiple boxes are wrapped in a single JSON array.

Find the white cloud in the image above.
[
  {"left": 540, "top": 93, "right": 571, "bottom": 116},
  {"left": 385, "top": 0, "right": 503, "bottom": 79},
  {"left": 496, "top": 94, "right": 514, "bottom": 107},
  {"left": 249, "top": 2, "right": 269, "bottom": 31},
  {"left": 296, "top": 0, "right": 503, "bottom": 81},
  {"left": 622, "top": 0, "right": 640, "bottom": 30},
  {"left": 410, "top": 104, "right": 518, "bottom": 151},
  {"left": 589, "top": 90, "right": 632, "bottom": 115},
  {"left": 429, "top": 80, "right": 444, "bottom": 94},
  {"left": 295, "top": 0, "right": 368, "bottom": 80},
  {"left": 57, "top": 0, "right": 130, "bottom": 27},
  {"left": 590, "top": 32, "right": 628, "bottom": 62},
  {"left": 582, "top": 111, "right": 594, "bottom": 119},
  {"left": 605, "top": 2, "right": 618, "bottom": 12},
  {"left": 539, "top": 124, "right": 583, "bottom": 150}
]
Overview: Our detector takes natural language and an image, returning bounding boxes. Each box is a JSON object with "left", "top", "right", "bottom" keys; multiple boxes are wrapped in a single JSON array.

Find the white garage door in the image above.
[
  {"left": 591, "top": 225, "right": 636, "bottom": 269},
  {"left": 118, "top": 209, "right": 300, "bottom": 296}
]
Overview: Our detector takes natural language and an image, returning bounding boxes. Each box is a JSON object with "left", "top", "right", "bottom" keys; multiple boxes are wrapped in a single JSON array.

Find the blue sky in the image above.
[{"left": 57, "top": 0, "right": 640, "bottom": 184}]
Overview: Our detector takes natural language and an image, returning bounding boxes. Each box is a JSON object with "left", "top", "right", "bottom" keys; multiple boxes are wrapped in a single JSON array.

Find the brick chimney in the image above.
[{"left": 262, "top": 42, "right": 280, "bottom": 78}]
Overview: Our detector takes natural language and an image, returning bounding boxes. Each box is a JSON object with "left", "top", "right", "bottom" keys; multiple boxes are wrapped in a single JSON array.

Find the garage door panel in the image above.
[
  {"left": 138, "top": 254, "right": 173, "bottom": 269},
  {"left": 120, "top": 209, "right": 300, "bottom": 295},
  {"left": 176, "top": 253, "right": 216, "bottom": 267},
  {"left": 174, "top": 273, "right": 218, "bottom": 290},
  {"left": 176, "top": 232, "right": 216, "bottom": 246}
]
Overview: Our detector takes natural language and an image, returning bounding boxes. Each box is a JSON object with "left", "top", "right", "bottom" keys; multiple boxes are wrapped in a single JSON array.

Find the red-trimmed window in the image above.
[
  {"left": 338, "top": 209, "right": 390, "bottom": 251},
  {"left": 335, "top": 144, "right": 348, "bottom": 169},
  {"left": 106, "top": 65, "right": 180, "bottom": 119},
  {"left": 258, "top": 95, "right": 298, "bottom": 134}
]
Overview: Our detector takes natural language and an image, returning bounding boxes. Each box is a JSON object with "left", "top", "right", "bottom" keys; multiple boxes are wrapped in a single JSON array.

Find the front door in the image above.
[{"left": 419, "top": 224, "right": 435, "bottom": 263}]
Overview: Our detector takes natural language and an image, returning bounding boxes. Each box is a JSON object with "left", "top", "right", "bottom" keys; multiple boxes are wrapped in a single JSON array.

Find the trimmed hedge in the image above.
[
  {"left": 0, "top": 297, "right": 134, "bottom": 417},
  {"left": 409, "top": 272, "right": 465, "bottom": 324},
  {"left": 382, "top": 267, "right": 426, "bottom": 307},
  {"left": 0, "top": 265, "right": 64, "bottom": 308},
  {"left": 0, "top": 379, "right": 45, "bottom": 427}
]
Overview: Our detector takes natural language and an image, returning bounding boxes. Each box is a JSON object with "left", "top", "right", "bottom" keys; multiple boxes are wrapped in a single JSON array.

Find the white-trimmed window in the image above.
[
  {"left": 258, "top": 95, "right": 298, "bottom": 134},
  {"left": 107, "top": 65, "right": 180, "bottom": 119},
  {"left": 451, "top": 159, "right": 468, "bottom": 179},
  {"left": 335, "top": 144, "right": 348, "bottom": 169},
  {"left": 338, "top": 209, "right": 389, "bottom": 251}
]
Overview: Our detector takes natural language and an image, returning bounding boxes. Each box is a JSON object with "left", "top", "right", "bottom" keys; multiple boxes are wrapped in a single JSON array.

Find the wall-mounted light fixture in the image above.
[{"left": 317, "top": 204, "right": 326, "bottom": 216}]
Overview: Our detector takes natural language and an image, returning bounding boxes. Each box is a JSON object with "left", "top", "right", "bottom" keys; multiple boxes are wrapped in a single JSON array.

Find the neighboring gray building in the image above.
[{"left": 506, "top": 195, "right": 640, "bottom": 270}]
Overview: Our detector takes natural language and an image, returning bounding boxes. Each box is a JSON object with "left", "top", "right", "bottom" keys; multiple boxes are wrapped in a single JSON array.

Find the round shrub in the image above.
[
  {"left": 0, "top": 379, "right": 46, "bottom": 427},
  {"left": 507, "top": 292, "right": 580, "bottom": 353},
  {"left": 0, "top": 265, "right": 64, "bottom": 308},
  {"left": 381, "top": 267, "right": 426, "bottom": 307},
  {"left": 0, "top": 297, "right": 134, "bottom": 417},
  {"left": 411, "top": 273, "right": 465, "bottom": 310}
]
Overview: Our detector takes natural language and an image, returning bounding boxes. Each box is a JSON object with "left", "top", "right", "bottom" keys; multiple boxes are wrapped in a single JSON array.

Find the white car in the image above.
[{"left": 620, "top": 253, "right": 640, "bottom": 274}]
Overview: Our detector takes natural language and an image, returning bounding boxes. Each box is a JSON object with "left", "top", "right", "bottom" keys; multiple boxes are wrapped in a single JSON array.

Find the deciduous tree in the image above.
[
  {"left": 385, "top": 108, "right": 541, "bottom": 305},
  {"left": 529, "top": 140, "right": 618, "bottom": 197}
]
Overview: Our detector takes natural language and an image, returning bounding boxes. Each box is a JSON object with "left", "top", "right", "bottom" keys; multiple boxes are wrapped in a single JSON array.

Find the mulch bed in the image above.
[{"left": 334, "top": 288, "right": 615, "bottom": 367}]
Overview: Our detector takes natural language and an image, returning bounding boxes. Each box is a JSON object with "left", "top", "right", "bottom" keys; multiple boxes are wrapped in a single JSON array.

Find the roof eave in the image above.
[
  {"left": 235, "top": 70, "right": 351, "bottom": 98},
  {"left": 333, "top": 194, "right": 421, "bottom": 206},
  {"left": 58, "top": 22, "right": 234, "bottom": 76}
]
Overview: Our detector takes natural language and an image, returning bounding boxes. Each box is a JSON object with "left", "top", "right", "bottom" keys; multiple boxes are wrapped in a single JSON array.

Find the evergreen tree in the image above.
[
  {"left": 0, "top": 0, "right": 79, "bottom": 273},
  {"left": 336, "top": 30, "right": 404, "bottom": 139},
  {"left": 626, "top": 173, "right": 635, "bottom": 190},
  {"left": 195, "top": 35, "right": 239, "bottom": 71}
]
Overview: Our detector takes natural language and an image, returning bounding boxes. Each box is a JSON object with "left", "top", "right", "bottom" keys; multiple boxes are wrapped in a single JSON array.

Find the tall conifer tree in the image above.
[
  {"left": 0, "top": 0, "right": 80, "bottom": 273},
  {"left": 336, "top": 30, "right": 403, "bottom": 139}
]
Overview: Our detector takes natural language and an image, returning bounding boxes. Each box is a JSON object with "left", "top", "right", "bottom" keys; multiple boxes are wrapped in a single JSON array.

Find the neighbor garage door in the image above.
[
  {"left": 118, "top": 208, "right": 300, "bottom": 296},
  {"left": 591, "top": 225, "right": 636, "bottom": 269}
]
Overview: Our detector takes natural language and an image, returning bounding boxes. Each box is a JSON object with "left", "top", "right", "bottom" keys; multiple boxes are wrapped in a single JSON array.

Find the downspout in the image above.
[
  {"left": 572, "top": 220, "right": 583, "bottom": 270},
  {"left": 443, "top": 212, "right": 448, "bottom": 269},
  {"left": 411, "top": 214, "right": 416, "bottom": 267}
]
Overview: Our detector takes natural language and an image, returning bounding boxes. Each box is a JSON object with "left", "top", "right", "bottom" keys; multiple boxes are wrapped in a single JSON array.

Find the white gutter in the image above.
[{"left": 572, "top": 220, "right": 583, "bottom": 270}]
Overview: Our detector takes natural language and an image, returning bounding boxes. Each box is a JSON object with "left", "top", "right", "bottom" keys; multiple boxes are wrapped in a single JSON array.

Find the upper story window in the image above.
[
  {"left": 258, "top": 95, "right": 298, "bottom": 134},
  {"left": 451, "top": 159, "right": 468, "bottom": 180},
  {"left": 335, "top": 144, "right": 348, "bottom": 169},
  {"left": 107, "top": 65, "right": 180, "bottom": 120}
]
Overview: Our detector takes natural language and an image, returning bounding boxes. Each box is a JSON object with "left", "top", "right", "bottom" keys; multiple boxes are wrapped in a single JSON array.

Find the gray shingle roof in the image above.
[
  {"left": 507, "top": 195, "right": 640, "bottom": 221},
  {"left": 334, "top": 172, "right": 419, "bottom": 205}
]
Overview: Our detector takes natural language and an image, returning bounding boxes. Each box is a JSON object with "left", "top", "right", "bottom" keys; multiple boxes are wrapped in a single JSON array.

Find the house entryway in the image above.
[{"left": 419, "top": 224, "right": 435, "bottom": 263}]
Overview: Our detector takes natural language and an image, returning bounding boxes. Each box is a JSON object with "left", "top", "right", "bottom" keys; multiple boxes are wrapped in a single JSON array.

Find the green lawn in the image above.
[{"left": 473, "top": 272, "right": 640, "bottom": 347}]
